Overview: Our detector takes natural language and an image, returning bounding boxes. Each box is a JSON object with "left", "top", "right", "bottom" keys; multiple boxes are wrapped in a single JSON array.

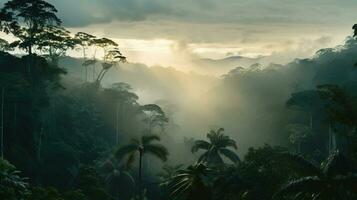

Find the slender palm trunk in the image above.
[
  {"left": 28, "top": 45, "right": 32, "bottom": 55},
  {"left": 1, "top": 87, "right": 4, "bottom": 159},
  {"left": 139, "top": 150, "right": 143, "bottom": 200}
]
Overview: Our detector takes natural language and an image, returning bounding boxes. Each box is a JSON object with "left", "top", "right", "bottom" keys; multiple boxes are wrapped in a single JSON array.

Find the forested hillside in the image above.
[{"left": 1, "top": 0, "right": 357, "bottom": 200}]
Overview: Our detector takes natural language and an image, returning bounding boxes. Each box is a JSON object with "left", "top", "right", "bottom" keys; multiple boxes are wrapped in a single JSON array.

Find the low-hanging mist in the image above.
[{"left": 59, "top": 36, "right": 357, "bottom": 157}]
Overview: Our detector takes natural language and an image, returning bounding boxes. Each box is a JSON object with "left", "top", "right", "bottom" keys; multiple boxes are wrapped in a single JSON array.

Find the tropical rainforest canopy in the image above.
[{"left": 1, "top": 0, "right": 357, "bottom": 200}]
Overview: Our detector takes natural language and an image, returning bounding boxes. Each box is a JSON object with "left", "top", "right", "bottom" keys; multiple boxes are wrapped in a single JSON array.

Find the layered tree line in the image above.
[{"left": 1, "top": 0, "right": 357, "bottom": 200}]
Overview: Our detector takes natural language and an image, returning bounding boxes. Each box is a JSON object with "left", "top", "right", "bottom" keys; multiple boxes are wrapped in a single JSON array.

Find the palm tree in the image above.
[
  {"left": 99, "top": 158, "right": 135, "bottom": 200},
  {"left": 191, "top": 128, "right": 240, "bottom": 166},
  {"left": 165, "top": 163, "right": 213, "bottom": 200},
  {"left": 115, "top": 134, "right": 168, "bottom": 200},
  {"left": 275, "top": 151, "right": 357, "bottom": 199}
]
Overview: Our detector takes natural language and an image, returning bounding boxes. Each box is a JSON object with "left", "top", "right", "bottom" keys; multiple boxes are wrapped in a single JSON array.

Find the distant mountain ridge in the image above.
[{"left": 193, "top": 55, "right": 264, "bottom": 75}]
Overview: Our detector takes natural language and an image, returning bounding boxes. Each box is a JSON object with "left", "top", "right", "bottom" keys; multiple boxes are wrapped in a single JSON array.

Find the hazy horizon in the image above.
[{"left": 1, "top": 0, "right": 356, "bottom": 75}]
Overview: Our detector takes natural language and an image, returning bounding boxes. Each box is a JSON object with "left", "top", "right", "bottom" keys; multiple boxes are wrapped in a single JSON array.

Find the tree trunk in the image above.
[
  {"left": 96, "top": 69, "right": 105, "bottom": 83},
  {"left": 28, "top": 45, "right": 32, "bottom": 55},
  {"left": 139, "top": 150, "right": 143, "bottom": 200},
  {"left": 1, "top": 87, "right": 4, "bottom": 159},
  {"left": 97, "top": 69, "right": 109, "bottom": 84}
]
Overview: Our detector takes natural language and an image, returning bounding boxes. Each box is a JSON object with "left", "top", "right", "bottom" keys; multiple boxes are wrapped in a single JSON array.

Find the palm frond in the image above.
[
  {"left": 197, "top": 151, "right": 209, "bottom": 164},
  {"left": 217, "top": 128, "right": 225, "bottom": 134},
  {"left": 275, "top": 176, "right": 323, "bottom": 198},
  {"left": 166, "top": 163, "right": 211, "bottom": 200},
  {"left": 115, "top": 143, "right": 139, "bottom": 161},
  {"left": 125, "top": 151, "right": 137, "bottom": 169},
  {"left": 206, "top": 150, "right": 224, "bottom": 165},
  {"left": 219, "top": 148, "right": 240, "bottom": 163},
  {"left": 218, "top": 137, "right": 237, "bottom": 149},
  {"left": 191, "top": 140, "right": 210, "bottom": 153},
  {"left": 142, "top": 134, "right": 160, "bottom": 145},
  {"left": 322, "top": 151, "right": 356, "bottom": 178},
  {"left": 145, "top": 144, "right": 168, "bottom": 161}
]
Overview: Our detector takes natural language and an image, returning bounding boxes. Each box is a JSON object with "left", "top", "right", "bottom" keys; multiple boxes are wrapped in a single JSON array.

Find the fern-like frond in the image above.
[
  {"left": 145, "top": 144, "right": 168, "bottom": 161},
  {"left": 191, "top": 140, "right": 210, "bottom": 153}
]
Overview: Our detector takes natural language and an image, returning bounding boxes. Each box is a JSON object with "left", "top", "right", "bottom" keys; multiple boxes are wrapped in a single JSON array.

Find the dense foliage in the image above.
[{"left": 1, "top": 1, "right": 357, "bottom": 200}]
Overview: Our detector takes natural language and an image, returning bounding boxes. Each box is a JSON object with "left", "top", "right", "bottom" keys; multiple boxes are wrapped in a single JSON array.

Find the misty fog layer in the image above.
[{"left": 59, "top": 36, "right": 357, "bottom": 156}]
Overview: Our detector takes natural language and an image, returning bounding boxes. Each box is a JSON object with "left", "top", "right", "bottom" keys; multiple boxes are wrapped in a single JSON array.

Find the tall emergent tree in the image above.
[
  {"left": 192, "top": 128, "right": 240, "bottom": 166},
  {"left": 96, "top": 47, "right": 126, "bottom": 85},
  {"left": 115, "top": 134, "right": 168, "bottom": 200},
  {"left": 36, "top": 25, "right": 76, "bottom": 66},
  {"left": 74, "top": 32, "right": 97, "bottom": 82},
  {"left": 0, "top": 0, "right": 62, "bottom": 55},
  {"left": 93, "top": 38, "right": 126, "bottom": 85}
]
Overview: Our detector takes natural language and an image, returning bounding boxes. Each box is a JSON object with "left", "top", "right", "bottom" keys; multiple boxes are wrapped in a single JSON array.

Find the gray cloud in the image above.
[
  {"left": 43, "top": 0, "right": 357, "bottom": 27},
  {"left": 0, "top": 0, "right": 355, "bottom": 65}
]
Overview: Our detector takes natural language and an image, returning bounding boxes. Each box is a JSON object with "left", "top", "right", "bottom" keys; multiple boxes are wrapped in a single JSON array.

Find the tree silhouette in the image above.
[
  {"left": 100, "top": 158, "right": 135, "bottom": 200},
  {"left": 353, "top": 24, "right": 357, "bottom": 38},
  {"left": 191, "top": 128, "right": 240, "bottom": 166},
  {"left": 275, "top": 151, "right": 357, "bottom": 199},
  {"left": 74, "top": 32, "right": 97, "bottom": 82},
  {"left": 115, "top": 134, "right": 168, "bottom": 200},
  {"left": 140, "top": 104, "right": 168, "bottom": 134},
  {"left": 0, "top": 38, "right": 13, "bottom": 52},
  {"left": 103, "top": 83, "right": 139, "bottom": 145},
  {"left": 96, "top": 47, "right": 126, "bottom": 85},
  {"left": 0, "top": 0, "right": 62, "bottom": 55},
  {"left": 36, "top": 25, "right": 76, "bottom": 66},
  {"left": 93, "top": 37, "right": 118, "bottom": 55}
]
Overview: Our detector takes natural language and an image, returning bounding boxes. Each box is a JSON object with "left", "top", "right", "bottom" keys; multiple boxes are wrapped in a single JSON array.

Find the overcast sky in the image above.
[{"left": 1, "top": 0, "right": 356, "bottom": 69}]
